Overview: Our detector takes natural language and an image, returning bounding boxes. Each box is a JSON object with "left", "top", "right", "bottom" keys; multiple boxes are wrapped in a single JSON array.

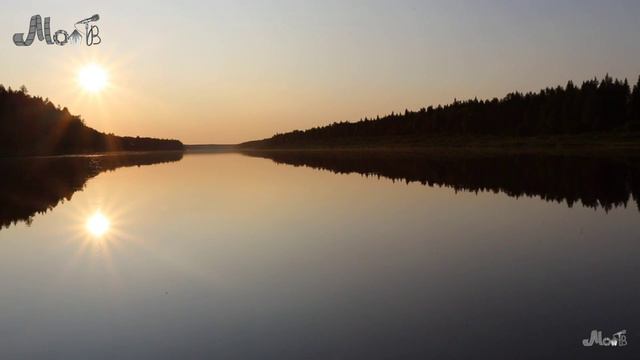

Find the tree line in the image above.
[
  {"left": 0, "top": 85, "right": 183, "bottom": 157},
  {"left": 245, "top": 75, "right": 640, "bottom": 147}
]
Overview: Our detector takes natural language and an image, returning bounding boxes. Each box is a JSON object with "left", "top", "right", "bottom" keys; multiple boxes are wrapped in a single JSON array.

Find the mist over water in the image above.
[{"left": 0, "top": 152, "right": 638, "bottom": 359}]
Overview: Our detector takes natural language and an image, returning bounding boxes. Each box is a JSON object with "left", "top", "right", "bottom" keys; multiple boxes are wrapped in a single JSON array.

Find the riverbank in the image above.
[{"left": 236, "top": 132, "right": 640, "bottom": 156}]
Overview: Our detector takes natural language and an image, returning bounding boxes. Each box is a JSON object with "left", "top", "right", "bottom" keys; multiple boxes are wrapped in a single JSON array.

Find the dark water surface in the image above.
[{"left": 0, "top": 151, "right": 638, "bottom": 359}]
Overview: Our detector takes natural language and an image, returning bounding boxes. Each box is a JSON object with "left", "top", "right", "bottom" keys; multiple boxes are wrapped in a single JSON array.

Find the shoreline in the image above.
[
  {"left": 0, "top": 149, "right": 185, "bottom": 161},
  {"left": 232, "top": 132, "right": 640, "bottom": 155}
]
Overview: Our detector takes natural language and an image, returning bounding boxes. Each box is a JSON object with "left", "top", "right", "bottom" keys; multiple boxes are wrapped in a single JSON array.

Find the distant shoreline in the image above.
[
  {"left": 231, "top": 132, "right": 640, "bottom": 156},
  {"left": 185, "top": 144, "right": 239, "bottom": 152}
]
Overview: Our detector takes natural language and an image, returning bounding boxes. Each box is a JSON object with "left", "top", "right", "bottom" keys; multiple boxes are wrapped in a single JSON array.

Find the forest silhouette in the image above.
[
  {"left": 0, "top": 85, "right": 183, "bottom": 157},
  {"left": 0, "top": 152, "right": 183, "bottom": 229},
  {"left": 244, "top": 150, "right": 640, "bottom": 212},
  {"left": 243, "top": 75, "right": 640, "bottom": 148}
]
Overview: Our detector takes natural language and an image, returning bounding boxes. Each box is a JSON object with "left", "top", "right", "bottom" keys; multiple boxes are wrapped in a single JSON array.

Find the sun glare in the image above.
[
  {"left": 86, "top": 211, "right": 110, "bottom": 237},
  {"left": 78, "top": 64, "right": 108, "bottom": 93}
]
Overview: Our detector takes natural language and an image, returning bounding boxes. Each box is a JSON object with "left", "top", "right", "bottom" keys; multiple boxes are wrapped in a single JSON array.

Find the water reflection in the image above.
[
  {"left": 243, "top": 150, "right": 640, "bottom": 212},
  {"left": 86, "top": 211, "right": 110, "bottom": 237},
  {"left": 0, "top": 151, "right": 183, "bottom": 229},
  {"left": 0, "top": 152, "right": 637, "bottom": 359}
]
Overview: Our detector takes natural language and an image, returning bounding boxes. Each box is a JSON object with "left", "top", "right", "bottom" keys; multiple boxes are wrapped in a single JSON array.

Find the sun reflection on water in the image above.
[{"left": 60, "top": 201, "right": 129, "bottom": 284}]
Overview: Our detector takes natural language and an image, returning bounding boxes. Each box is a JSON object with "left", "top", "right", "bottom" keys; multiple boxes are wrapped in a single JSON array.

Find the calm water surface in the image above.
[{"left": 0, "top": 152, "right": 638, "bottom": 359}]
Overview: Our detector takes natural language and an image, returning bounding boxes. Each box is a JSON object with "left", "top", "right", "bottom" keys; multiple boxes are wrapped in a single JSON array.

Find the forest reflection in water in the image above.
[
  {"left": 0, "top": 152, "right": 183, "bottom": 229},
  {"left": 243, "top": 150, "right": 640, "bottom": 212},
  {"left": 2, "top": 149, "right": 639, "bottom": 231}
]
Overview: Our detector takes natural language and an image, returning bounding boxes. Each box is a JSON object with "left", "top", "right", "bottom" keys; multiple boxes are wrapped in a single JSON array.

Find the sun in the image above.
[
  {"left": 77, "top": 63, "right": 108, "bottom": 93},
  {"left": 86, "top": 211, "right": 110, "bottom": 237}
]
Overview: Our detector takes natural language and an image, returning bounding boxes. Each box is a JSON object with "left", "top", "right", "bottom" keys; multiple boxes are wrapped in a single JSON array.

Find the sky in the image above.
[{"left": 1, "top": 0, "right": 640, "bottom": 144}]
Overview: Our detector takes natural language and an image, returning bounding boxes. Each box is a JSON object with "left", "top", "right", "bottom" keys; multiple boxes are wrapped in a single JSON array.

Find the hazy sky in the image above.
[{"left": 1, "top": 0, "right": 640, "bottom": 144}]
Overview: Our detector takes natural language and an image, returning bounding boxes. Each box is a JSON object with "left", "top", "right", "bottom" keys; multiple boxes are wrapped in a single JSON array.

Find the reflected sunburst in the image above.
[
  {"left": 86, "top": 211, "right": 110, "bottom": 237},
  {"left": 59, "top": 197, "right": 132, "bottom": 286}
]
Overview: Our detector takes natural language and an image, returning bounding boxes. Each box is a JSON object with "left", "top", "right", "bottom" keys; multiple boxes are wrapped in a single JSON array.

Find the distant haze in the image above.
[{"left": 1, "top": 0, "right": 639, "bottom": 144}]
